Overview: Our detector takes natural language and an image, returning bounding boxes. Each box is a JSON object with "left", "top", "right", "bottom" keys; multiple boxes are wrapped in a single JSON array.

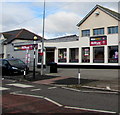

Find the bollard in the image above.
[
  {"left": 23, "top": 70, "right": 26, "bottom": 79},
  {"left": 78, "top": 69, "right": 81, "bottom": 84}
]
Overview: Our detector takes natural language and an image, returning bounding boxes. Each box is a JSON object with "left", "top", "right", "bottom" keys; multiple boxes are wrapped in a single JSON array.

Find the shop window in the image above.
[
  {"left": 108, "top": 26, "right": 118, "bottom": 34},
  {"left": 69, "top": 48, "right": 79, "bottom": 63},
  {"left": 38, "top": 49, "right": 42, "bottom": 63},
  {"left": 58, "top": 48, "right": 67, "bottom": 63},
  {"left": 82, "top": 29, "right": 90, "bottom": 37},
  {"left": 93, "top": 28, "right": 104, "bottom": 35},
  {"left": 93, "top": 47, "right": 104, "bottom": 63},
  {"left": 108, "top": 46, "right": 118, "bottom": 63},
  {"left": 82, "top": 47, "right": 90, "bottom": 63}
]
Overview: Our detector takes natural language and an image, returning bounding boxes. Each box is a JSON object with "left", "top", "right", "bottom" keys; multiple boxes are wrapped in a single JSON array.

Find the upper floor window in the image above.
[
  {"left": 93, "top": 28, "right": 104, "bottom": 35},
  {"left": 108, "top": 26, "right": 118, "bottom": 34},
  {"left": 82, "top": 29, "right": 90, "bottom": 37}
]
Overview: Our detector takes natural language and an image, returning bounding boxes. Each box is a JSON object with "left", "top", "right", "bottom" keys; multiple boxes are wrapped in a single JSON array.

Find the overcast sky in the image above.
[{"left": 1, "top": 0, "right": 119, "bottom": 39}]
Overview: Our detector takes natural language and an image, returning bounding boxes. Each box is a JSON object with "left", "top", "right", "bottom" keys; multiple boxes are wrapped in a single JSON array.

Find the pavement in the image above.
[
  {"left": 29, "top": 67, "right": 120, "bottom": 92},
  {"left": 2, "top": 67, "right": 120, "bottom": 92}
]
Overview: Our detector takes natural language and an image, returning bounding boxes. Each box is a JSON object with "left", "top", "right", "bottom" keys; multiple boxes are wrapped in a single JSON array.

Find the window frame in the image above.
[
  {"left": 108, "top": 45, "right": 118, "bottom": 63},
  {"left": 93, "top": 28, "right": 104, "bottom": 36},
  {"left": 81, "top": 29, "right": 90, "bottom": 37},
  {"left": 58, "top": 48, "right": 67, "bottom": 63},
  {"left": 81, "top": 47, "right": 90, "bottom": 63},
  {"left": 69, "top": 48, "right": 79, "bottom": 63},
  {"left": 108, "top": 26, "right": 118, "bottom": 34},
  {"left": 93, "top": 46, "right": 104, "bottom": 63}
]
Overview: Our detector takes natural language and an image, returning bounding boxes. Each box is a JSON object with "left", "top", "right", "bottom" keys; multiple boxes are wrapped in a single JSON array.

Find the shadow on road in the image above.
[{"left": 53, "top": 78, "right": 98, "bottom": 85}]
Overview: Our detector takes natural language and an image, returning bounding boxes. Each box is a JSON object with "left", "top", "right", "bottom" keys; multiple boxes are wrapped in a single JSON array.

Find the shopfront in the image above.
[{"left": 37, "top": 5, "right": 119, "bottom": 68}]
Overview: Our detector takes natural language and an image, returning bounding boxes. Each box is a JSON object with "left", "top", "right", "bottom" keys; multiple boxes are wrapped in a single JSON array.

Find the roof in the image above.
[
  {"left": 77, "top": 5, "right": 120, "bottom": 27},
  {"left": 1, "top": 28, "right": 43, "bottom": 44},
  {"left": 45, "top": 35, "right": 79, "bottom": 42}
]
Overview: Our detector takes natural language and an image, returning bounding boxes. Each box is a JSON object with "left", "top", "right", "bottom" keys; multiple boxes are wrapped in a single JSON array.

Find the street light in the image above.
[
  {"left": 33, "top": 36, "right": 37, "bottom": 79},
  {"left": 41, "top": 0, "right": 46, "bottom": 75}
]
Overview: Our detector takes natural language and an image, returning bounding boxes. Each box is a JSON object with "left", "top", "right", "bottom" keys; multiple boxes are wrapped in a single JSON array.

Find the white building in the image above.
[
  {"left": 38, "top": 5, "right": 120, "bottom": 68},
  {"left": 0, "top": 29, "right": 42, "bottom": 66}
]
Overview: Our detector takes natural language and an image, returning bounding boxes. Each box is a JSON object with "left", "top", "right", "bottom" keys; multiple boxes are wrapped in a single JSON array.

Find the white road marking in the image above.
[
  {"left": 7, "top": 83, "right": 34, "bottom": 88},
  {"left": 10, "top": 92, "right": 62, "bottom": 107},
  {"left": 10, "top": 93, "right": 44, "bottom": 98},
  {"left": 81, "top": 90, "right": 118, "bottom": 94},
  {"left": 10, "top": 91, "right": 22, "bottom": 94},
  {"left": 44, "top": 97, "right": 62, "bottom": 107},
  {"left": 9, "top": 92, "right": 117, "bottom": 114},
  {"left": 62, "top": 87, "right": 81, "bottom": 92},
  {"left": 31, "top": 89, "right": 41, "bottom": 91},
  {"left": 48, "top": 87, "right": 57, "bottom": 90},
  {"left": 0, "top": 87, "right": 9, "bottom": 91},
  {"left": 64, "top": 106, "right": 117, "bottom": 114},
  {"left": 62, "top": 87, "right": 118, "bottom": 94},
  {"left": 82, "top": 86, "right": 118, "bottom": 92}
]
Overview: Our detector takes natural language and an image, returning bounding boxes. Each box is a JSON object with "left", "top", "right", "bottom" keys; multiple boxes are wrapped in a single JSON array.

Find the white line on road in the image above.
[
  {"left": 64, "top": 106, "right": 117, "bottom": 114},
  {"left": 10, "top": 92, "right": 44, "bottom": 98},
  {"left": 10, "top": 91, "right": 22, "bottom": 94},
  {"left": 82, "top": 86, "right": 118, "bottom": 92},
  {"left": 81, "top": 90, "right": 118, "bottom": 94},
  {"left": 44, "top": 97, "right": 62, "bottom": 107},
  {"left": 62, "top": 87, "right": 118, "bottom": 94},
  {"left": 31, "top": 89, "right": 41, "bottom": 91},
  {"left": 10, "top": 92, "right": 62, "bottom": 107},
  {"left": 7, "top": 83, "right": 34, "bottom": 88},
  {"left": 48, "top": 87, "right": 57, "bottom": 90},
  {"left": 9, "top": 92, "right": 117, "bottom": 114},
  {"left": 62, "top": 87, "right": 81, "bottom": 92},
  {"left": 0, "top": 87, "right": 9, "bottom": 91}
]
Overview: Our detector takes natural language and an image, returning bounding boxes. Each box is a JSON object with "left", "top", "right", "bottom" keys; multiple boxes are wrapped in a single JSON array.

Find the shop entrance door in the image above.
[{"left": 46, "top": 48, "right": 55, "bottom": 64}]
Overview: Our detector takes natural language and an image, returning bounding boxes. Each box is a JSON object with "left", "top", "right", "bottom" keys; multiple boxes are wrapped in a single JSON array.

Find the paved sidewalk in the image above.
[
  {"left": 4, "top": 67, "right": 119, "bottom": 92},
  {"left": 32, "top": 75, "right": 119, "bottom": 92},
  {"left": 33, "top": 76, "right": 71, "bottom": 84},
  {"left": 31, "top": 68, "right": 119, "bottom": 92}
]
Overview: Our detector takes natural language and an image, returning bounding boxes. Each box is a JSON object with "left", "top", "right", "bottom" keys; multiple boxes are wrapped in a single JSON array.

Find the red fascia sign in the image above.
[
  {"left": 14, "top": 44, "right": 38, "bottom": 51},
  {"left": 90, "top": 36, "right": 107, "bottom": 46}
]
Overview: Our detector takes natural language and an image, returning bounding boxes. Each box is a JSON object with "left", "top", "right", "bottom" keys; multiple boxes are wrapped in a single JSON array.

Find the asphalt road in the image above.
[{"left": 2, "top": 79, "right": 119, "bottom": 114}]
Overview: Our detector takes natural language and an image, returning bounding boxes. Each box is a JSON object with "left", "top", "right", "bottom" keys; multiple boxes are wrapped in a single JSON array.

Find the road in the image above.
[{"left": 1, "top": 78, "right": 119, "bottom": 114}]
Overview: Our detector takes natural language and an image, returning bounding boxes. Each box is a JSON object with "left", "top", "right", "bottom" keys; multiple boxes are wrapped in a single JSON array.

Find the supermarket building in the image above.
[{"left": 38, "top": 5, "right": 120, "bottom": 68}]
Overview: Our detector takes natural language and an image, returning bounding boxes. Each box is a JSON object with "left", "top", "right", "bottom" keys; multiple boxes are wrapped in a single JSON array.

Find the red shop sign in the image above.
[
  {"left": 90, "top": 36, "right": 107, "bottom": 46},
  {"left": 14, "top": 44, "right": 38, "bottom": 51}
]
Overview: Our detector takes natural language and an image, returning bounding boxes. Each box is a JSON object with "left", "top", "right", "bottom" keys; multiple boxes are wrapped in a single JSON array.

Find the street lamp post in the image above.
[
  {"left": 41, "top": 0, "right": 46, "bottom": 75},
  {"left": 33, "top": 36, "right": 37, "bottom": 79}
]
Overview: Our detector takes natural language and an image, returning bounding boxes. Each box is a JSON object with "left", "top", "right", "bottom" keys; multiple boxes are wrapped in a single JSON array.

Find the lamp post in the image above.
[
  {"left": 33, "top": 36, "right": 37, "bottom": 79},
  {"left": 41, "top": 0, "right": 46, "bottom": 75}
]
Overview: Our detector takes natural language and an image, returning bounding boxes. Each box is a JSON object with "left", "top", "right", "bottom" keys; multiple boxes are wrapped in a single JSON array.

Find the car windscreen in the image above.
[{"left": 8, "top": 59, "right": 25, "bottom": 66}]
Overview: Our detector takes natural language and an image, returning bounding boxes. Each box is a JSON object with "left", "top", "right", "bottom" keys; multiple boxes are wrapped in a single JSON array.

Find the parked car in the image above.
[{"left": 0, "top": 58, "right": 29, "bottom": 75}]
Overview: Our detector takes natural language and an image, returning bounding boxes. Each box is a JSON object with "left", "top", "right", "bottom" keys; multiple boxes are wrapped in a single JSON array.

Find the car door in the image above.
[{"left": 2, "top": 60, "right": 10, "bottom": 75}]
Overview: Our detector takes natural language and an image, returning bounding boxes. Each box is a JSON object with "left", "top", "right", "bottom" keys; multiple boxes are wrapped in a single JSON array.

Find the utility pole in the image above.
[
  {"left": 33, "top": 36, "right": 37, "bottom": 79},
  {"left": 41, "top": 0, "right": 45, "bottom": 75}
]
